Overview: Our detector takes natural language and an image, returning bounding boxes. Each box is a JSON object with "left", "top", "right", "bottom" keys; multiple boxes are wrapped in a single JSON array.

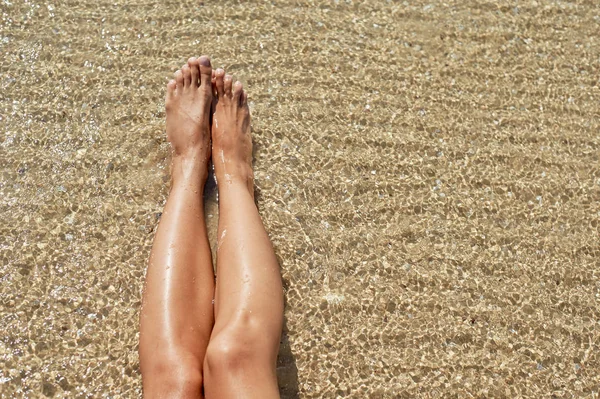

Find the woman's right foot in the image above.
[{"left": 211, "top": 68, "right": 254, "bottom": 195}]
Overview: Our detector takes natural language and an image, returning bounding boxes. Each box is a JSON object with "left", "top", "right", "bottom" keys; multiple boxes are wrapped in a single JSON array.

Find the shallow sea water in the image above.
[{"left": 1, "top": 0, "right": 600, "bottom": 397}]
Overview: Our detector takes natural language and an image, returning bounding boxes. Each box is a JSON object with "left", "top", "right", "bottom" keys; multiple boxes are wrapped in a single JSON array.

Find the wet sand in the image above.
[{"left": 1, "top": 0, "right": 599, "bottom": 397}]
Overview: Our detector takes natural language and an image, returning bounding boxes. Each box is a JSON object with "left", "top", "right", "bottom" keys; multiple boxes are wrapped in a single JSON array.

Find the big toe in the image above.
[{"left": 198, "top": 55, "right": 212, "bottom": 89}]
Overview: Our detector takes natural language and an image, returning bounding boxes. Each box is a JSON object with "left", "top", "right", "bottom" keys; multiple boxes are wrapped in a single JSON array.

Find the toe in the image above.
[
  {"left": 198, "top": 55, "right": 212, "bottom": 89},
  {"left": 233, "top": 81, "right": 243, "bottom": 103},
  {"left": 182, "top": 64, "right": 191, "bottom": 87},
  {"left": 224, "top": 74, "right": 233, "bottom": 97},
  {"left": 188, "top": 57, "right": 199, "bottom": 87},
  {"left": 166, "top": 79, "right": 176, "bottom": 105},
  {"left": 215, "top": 68, "right": 225, "bottom": 97},
  {"left": 174, "top": 70, "right": 184, "bottom": 91},
  {"left": 211, "top": 70, "right": 216, "bottom": 94}
]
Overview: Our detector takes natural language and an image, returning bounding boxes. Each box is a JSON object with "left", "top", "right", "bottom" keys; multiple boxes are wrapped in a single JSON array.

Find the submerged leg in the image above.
[
  {"left": 139, "top": 56, "right": 215, "bottom": 399},
  {"left": 203, "top": 70, "right": 284, "bottom": 399}
]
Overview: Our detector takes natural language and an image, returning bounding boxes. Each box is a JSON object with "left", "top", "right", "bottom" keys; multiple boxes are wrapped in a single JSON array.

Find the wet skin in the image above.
[{"left": 139, "top": 56, "right": 283, "bottom": 399}]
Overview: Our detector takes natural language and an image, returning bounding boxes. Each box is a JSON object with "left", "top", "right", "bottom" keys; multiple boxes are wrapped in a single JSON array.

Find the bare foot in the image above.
[
  {"left": 165, "top": 55, "right": 213, "bottom": 181},
  {"left": 211, "top": 68, "right": 253, "bottom": 195}
]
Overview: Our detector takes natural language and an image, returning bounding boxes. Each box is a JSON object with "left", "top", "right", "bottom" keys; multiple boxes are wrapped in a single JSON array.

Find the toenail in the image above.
[{"left": 198, "top": 55, "right": 211, "bottom": 66}]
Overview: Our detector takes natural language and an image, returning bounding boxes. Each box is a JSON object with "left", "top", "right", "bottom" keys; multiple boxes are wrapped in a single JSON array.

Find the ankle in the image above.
[
  {"left": 215, "top": 160, "right": 252, "bottom": 181},
  {"left": 215, "top": 165, "right": 254, "bottom": 195},
  {"left": 171, "top": 154, "right": 209, "bottom": 185}
]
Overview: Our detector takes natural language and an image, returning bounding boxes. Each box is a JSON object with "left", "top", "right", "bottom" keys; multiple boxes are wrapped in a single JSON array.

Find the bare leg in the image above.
[
  {"left": 203, "top": 70, "right": 284, "bottom": 398},
  {"left": 139, "top": 56, "right": 214, "bottom": 399}
]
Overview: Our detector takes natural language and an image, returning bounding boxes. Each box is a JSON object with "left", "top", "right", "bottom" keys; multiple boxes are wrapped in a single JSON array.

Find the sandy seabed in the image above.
[{"left": 1, "top": 0, "right": 599, "bottom": 397}]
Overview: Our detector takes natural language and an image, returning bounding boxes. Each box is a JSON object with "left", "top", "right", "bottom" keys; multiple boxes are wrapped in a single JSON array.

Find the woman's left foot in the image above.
[{"left": 210, "top": 69, "right": 253, "bottom": 195}]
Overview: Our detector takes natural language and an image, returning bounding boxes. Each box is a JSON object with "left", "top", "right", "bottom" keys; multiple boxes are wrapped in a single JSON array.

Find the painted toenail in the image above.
[{"left": 198, "top": 55, "right": 211, "bottom": 67}]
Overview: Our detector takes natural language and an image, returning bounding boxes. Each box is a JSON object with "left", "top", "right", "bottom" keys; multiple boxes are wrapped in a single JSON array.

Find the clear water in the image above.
[{"left": 1, "top": 0, "right": 599, "bottom": 397}]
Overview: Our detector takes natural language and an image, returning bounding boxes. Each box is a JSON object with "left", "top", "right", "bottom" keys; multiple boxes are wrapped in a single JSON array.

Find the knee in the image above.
[
  {"left": 205, "top": 316, "right": 275, "bottom": 373},
  {"left": 141, "top": 354, "right": 203, "bottom": 397},
  {"left": 205, "top": 333, "right": 254, "bottom": 373}
]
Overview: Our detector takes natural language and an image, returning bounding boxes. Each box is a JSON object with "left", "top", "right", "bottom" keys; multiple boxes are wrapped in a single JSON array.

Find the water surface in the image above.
[{"left": 1, "top": 0, "right": 599, "bottom": 397}]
